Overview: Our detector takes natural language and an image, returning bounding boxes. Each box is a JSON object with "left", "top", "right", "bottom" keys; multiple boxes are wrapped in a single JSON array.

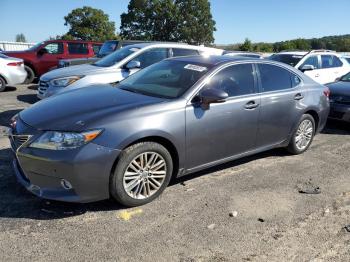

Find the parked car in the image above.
[
  {"left": 269, "top": 50, "right": 350, "bottom": 84},
  {"left": 343, "top": 55, "right": 350, "bottom": 64},
  {"left": 58, "top": 40, "right": 150, "bottom": 68},
  {"left": 223, "top": 50, "right": 263, "bottom": 59},
  {"left": 0, "top": 53, "right": 27, "bottom": 92},
  {"left": 2, "top": 40, "right": 102, "bottom": 84},
  {"left": 38, "top": 43, "right": 224, "bottom": 99},
  {"left": 8, "top": 56, "right": 329, "bottom": 206},
  {"left": 327, "top": 72, "right": 350, "bottom": 122}
]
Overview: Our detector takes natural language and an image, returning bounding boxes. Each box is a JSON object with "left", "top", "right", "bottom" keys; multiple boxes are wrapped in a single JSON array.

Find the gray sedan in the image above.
[{"left": 8, "top": 56, "right": 329, "bottom": 206}]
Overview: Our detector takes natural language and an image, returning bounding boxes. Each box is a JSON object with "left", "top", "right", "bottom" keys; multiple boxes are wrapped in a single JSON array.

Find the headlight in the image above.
[
  {"left": 29, "top": 129, "right": 102, "bottom": 150},
  {"left": 49, "top": 76, "right": 84, "bottom": 87}
]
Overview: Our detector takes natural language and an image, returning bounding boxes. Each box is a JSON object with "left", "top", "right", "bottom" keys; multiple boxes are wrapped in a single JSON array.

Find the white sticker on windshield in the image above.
[{"left": 184, "top": 64, "right": 207, "bottom": 72}]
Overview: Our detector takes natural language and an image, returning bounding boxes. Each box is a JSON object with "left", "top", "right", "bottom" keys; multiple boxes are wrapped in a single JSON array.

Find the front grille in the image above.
[
  {"left": 38, "top": 80, "right": 49, "bottom": 95},
  {"left": 11, "top": 135, "right": 30, "bottom": 150}
]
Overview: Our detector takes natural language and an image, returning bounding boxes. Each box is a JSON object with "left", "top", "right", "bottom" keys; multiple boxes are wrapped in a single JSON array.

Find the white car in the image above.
[
  {"left": 269, "top": 50, "right": 350, "bottom": 84},
  {"left": 38, "top": 43, "right": 224, "bottom": 99},
  {"left": 0, "top": 54, "right": 27, "bottom": 92},
  {"left": 343, "top": 55, "right": 350, "bottom": 65}
]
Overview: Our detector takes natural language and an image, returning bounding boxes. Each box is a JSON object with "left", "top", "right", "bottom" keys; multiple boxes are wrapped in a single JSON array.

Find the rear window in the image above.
[
  {"left": 258, "top": 64, "right": 295, "bottom": 92},
  {"left": 321, "top": 55, "right": 343, "bottom": 68},
  {"left": 269, "top": 54, "right": 303, "bottom": 67},
  {"left": 68, "top": 43, "right": 89, "bottom": 55}
]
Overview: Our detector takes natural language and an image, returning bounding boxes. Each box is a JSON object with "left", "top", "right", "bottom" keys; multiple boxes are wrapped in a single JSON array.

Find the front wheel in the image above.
[
  {"left": 287, "top": 114, "right": 315, "bottom": 155},
  {"left": 24, "top": 65, "right": 35, "bottom": 84},
  {"left": 110, "top": 142, "right": 173, "bottom": 207},
  {"left": 0, "top": 77, "right": 6, "bottom": 92}
]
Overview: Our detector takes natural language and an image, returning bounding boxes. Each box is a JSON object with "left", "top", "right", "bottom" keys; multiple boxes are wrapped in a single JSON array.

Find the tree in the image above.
[
  {"left": 239, "top": 38, "right": 253, "bottom": 51},
  {"left": 62, "top": 6, "right": 117, "bottom": 41},
  {"left": 120, "top": 0, "right": 216, "bottom": 45},
  {"left": 15, "top": 33, "right": 26, "bottom": 42}
]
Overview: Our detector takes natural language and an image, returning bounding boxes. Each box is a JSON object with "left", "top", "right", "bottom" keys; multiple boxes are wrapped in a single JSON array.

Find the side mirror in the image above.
[
  {"left": 125, "top": 60, "right": 141, "bottom": 70},
  {"left": 197, "top": 88, "right": 228, "bottom": 110},
  {"left": 37, "top": 48, "right": 48, "bottom": 56},
  {"left": 300, "top": 64, "right": 315, "bottom": 72}
]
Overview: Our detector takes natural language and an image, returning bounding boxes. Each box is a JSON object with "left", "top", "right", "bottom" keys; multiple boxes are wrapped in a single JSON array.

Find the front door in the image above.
[
  {"left": 36, "top": 42, "right": 64, "bottom": 74},
  {"left": 185, "top": 63, "right": 260, "bottom": 170}
]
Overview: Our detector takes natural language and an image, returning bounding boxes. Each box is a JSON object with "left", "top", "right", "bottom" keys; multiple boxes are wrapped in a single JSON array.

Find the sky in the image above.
[{"left": 0, "top": 0, "right": 349, "bottom": 45}]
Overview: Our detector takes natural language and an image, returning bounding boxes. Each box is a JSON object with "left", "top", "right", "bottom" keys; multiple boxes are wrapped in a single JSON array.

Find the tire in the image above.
[
  {"left": 0, "top": 77, "right": 6, "bottom": 92},
  {"left": 110, "top": 142, "right": 173, "bottom": 207},
  {"left": 287, "top": 114, "right": 315, "bottom": 155},
  {"left": 24, "top": 65, "right": 35, "bottom": 84}
]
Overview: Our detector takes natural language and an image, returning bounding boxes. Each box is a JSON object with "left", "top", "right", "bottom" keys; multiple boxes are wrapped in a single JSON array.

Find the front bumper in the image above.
[
  {"left": 328, "top": 103, "right": 350, "bottom": 122},
  {"left": 12, "top": 141, "right": 121, "bottom": 203}
]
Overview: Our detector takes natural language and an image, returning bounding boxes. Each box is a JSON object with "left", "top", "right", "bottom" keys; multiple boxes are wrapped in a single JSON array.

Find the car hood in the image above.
[
  {"left": 20, "top": 85, "right": 165, "bottom": 131},
  {"left": 40, "top": 64, "right": 116, "bottom": 81},
  {"left": 327, "top": 81, "right": 350, "bottom": 96}
]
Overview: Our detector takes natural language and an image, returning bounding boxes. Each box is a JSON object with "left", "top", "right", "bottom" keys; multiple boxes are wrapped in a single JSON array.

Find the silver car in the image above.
[
  {"left": 0, "top": 54, "right": 27, "bottom": 92},
  {"left": 38, "top": 43, "right": 223, "bottom": 99}
]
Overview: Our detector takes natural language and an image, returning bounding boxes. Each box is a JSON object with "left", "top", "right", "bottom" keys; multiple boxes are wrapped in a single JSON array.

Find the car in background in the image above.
[
  {"left": 342, "top": 55, "right": 350, "bottom": 64},
  {"left": 38, "top": 43, "right": 224, "bottom": 99},
  {"left": 2, "top": 40, "right": 102, "bottom": 84},
  {"left": 0, "top": 53, "right": 27, "bottom": 92},
  {"left": 269, "top": 50, "right": 350, "bottom": 84},
  {"left": 9, "top": 56, "right": 329, "bottom": 206},
  {"left": 223, "top": 50, "right": 263, "bottom": 59},
  {"left": 58, "top": 40, "right": 149, "bottom": 68},
  {"left": 327, "top": 72, "right": 350, "bottom": 122}
]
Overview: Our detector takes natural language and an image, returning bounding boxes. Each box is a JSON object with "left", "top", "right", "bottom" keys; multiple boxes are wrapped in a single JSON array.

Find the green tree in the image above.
[
  {"left": 239, "top": 38, "right": 253, "bottom": 51},
  {"left": 15, "top": 33, "right": 26, "bottom": 42},
  {"left": 63, "top": 6, "right": 117, "bottom": 41},
  {"left": 120, "top": 0, "right": 216, "bottom": 45}
]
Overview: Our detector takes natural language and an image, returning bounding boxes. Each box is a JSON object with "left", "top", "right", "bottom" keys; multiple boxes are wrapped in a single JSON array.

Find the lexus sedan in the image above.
[
  {"left": 7, "top": 56, "right": 329, "bottom": 206},
  {"left": 327, "top": 72, "right": 350, "bottom": 122}
]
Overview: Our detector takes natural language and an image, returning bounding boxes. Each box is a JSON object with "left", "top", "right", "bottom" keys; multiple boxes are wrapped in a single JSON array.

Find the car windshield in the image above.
[
  {"left": 340, "top": 72, "right": 350, "bottom": 82},
  {"left": 93, "top": 46, "right": 140, "bottom": 67},
  {"left": 118, "top": 60, "right": 211, "bottom": 99},
  {"left": 269, "top": 54, "right": 304, "bottom": 67},
  {"left": 27, "top": 42, "right": 44, "bottom": 51},
  {"left": 97, "top": 41, "right": 119, "bottom": 57}
]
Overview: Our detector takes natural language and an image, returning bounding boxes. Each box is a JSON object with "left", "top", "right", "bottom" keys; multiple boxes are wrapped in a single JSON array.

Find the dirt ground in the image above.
[{"left": 0, "top": 84, "right": 350, "bottom": 262}]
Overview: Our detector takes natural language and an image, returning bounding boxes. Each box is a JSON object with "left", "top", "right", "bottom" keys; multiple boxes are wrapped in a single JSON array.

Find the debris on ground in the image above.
[
  {"left": 258, "top": 218, "right": 265, "bottom": 223},
  {"left": 180, "top": 181, "right": 187, "bottom": 186},
  {"left": 229, "top": 211, "right": 238, "bottom": 217},
  {"left": 344, "top": 225, "right": 350, "bottom": 233},
  {"left": 207, "top": 223, "right": 216, "bottom": 230},
  {"left": 297, "top": 179, "right": 321, "bottom": 194},
  {"left": 117, "top": 208, "right": 143, "bottom": 221}
]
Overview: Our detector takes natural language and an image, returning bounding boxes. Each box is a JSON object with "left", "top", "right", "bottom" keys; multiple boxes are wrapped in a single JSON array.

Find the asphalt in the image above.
[{"left": 0, "top": 84, "right": 350, "bottom": 262}]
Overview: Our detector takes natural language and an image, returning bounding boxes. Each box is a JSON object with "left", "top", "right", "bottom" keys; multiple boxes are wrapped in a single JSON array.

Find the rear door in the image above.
[
  {"left": 319, "top": 55, "right": 347, "bottom": 83},
  {"left": 67, "top": 42, "right": 90, "bottom": 59},
  {"left": 185, "top": 63, "right": 260, "bottom": 170},
  {"left": 256, "top": 63, "right": 303, "bottom": 148}
]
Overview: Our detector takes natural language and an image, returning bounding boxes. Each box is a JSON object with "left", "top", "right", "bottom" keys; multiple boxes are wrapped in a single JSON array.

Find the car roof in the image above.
[
  {"left": 275, "top": 51, "right": 308, "bottom": 56},
  {"left": 167, "top": 55, "right": 258, "bottom": 66}
]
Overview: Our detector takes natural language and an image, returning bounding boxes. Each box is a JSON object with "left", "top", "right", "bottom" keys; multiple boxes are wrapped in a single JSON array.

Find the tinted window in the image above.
[
  {"left": 269, "top": 54, "right": 303, "bottom": 67},
  {"left": 321, "top": 55, "right": 343, "bottom": 68},
  {"left": 68, "top": 43, "right": 89, "bottom": 54},
  {"left": 300, "top": 56, "right": 319, "bottom": 69},
  {"left": 133, "top": 48, "right": 168, "bottom": 68},
  {"left": 98, "top": 41, "right": 118, "bottom": 57},
  {"left": 172, "top": 48, "right": 199, "bottom": 57},
  {"left": 258, "top": 64, "right": 292, "bottom": 92},
  {"left": 207, "top": 64, "right": 255, "bottom": 97},
  {"left": 333, "top": 56, "right": 343, "bottom": 67},
  {"left": 119, "top": 60, "right": 211, "bottom": 99},
  {"left": 44, "top": 43, "right": 63, "bottom": 54},
  {"left": 92, "top": 44, "right": 101, "bottom": 55}
]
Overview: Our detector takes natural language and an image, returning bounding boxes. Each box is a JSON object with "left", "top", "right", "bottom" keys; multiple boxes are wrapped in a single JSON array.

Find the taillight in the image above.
[
  {"left": 323, "top": 87, "right": 330, "bottom": 98},
  {"left": 7, "top": 62, "right": 23, "bottom": 66}
]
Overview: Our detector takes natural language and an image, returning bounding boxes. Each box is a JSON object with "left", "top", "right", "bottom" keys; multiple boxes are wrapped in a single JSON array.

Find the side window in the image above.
[
  {"left": 92, "top": 44, "right": 101, "bottom": 55},
  {"left": 172, "top": 48, "right": 199, "bottom": 57},
  {"left": 43, "top": 43, "right": 63, "bottom": 54},
  {"left": 291, "top": 75, "right": 301, "bottom": 87},
  {"left": 300, "top": 55, "right": 319, "bottom": 69},
  {"left": 134, "top": 48, "right": 168, "bottom": 68},
  {"left": 321, "top": 55, "right": 343, "bottom": 68},
  {"left": 258, "top": 64, "right": 293, "bottom": 92},
  {"left": 68, "top": 43, "right": 89, "bottom": 55},
  {"left": 332, "top": 56, "right": 343, "bottom": 67},
  {"left": 207, "top": 64, "right": 255, "bottom": 97}
]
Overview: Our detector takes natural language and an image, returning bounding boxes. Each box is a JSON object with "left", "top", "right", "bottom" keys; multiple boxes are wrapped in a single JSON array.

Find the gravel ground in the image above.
[{"left": 0, "top": 85, "right": 350, "bottom": 262}]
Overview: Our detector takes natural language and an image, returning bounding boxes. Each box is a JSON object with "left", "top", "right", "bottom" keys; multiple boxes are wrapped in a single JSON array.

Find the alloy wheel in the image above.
[
  {"left": 295, "top": 119, "right": 314, "bottom": 151},
  {"left": 123, "top": 152, "right": 167, "bottom": 199}
]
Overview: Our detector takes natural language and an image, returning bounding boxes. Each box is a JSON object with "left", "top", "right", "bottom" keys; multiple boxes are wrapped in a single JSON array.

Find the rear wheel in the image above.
[
  {"left": 287, "top": 114, "right": 315, "bottom": 154},
  {"left": 110, "top": 142, "right": 173, "bottom": 207},
  {"left": 24, "top": 65, "right": 35, "bottom": 84},
  {"left": 0, "top": 76, "right": 6, "bottom": 92}
]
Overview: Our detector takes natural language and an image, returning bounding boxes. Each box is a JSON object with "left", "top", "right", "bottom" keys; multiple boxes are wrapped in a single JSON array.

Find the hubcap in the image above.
[
  {"left": 295, "top": 119, "right": 313, "bottom": 151},
  {"left": 123, "top": 152, "right": 167, "bottom": 199}
]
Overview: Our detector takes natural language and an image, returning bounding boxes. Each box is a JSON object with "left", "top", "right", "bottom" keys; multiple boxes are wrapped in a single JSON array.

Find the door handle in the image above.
[
  {"left": 294, "top": 93, "right": 304, "bottom": 100},
  {"left": 244, "top": 101, "right": 259, "bottom": 110}
]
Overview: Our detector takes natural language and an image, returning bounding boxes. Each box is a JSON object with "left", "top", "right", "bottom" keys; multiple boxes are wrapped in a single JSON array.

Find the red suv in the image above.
[{"left": 3, "top": 40, "right": 102, "bottom": 83}]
